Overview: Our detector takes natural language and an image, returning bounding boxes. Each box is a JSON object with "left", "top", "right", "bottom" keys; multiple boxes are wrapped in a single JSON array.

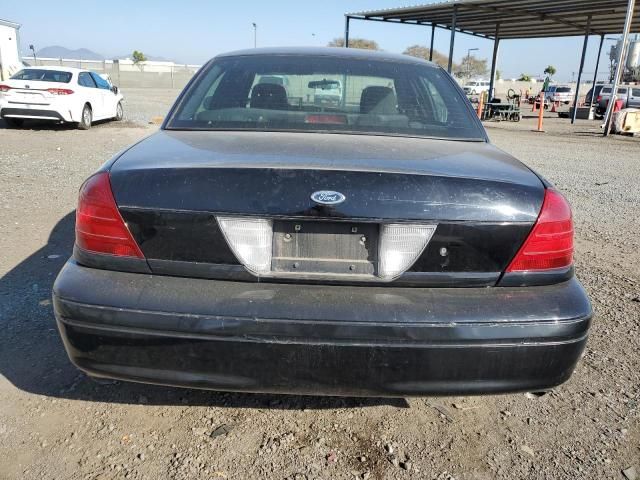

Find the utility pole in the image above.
[
  {"left": 252, "top": 23, "right": 257, "bottom": 48},
  {"left": 29, "top": 44, "right": 37, "bottom": 65}
]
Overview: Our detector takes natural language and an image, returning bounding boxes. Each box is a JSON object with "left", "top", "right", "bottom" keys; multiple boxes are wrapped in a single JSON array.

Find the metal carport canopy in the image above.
[
  {"left": 346, "top": 0, "right": 638, "bottom": 134},
  {"left": 347, "top": 0, "right": 640, "bottom": 39}
]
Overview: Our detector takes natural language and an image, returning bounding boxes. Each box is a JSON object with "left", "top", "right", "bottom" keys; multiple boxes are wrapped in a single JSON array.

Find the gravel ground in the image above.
[{"left": 0, "top": 90, "right": 638, "bottom": 480}]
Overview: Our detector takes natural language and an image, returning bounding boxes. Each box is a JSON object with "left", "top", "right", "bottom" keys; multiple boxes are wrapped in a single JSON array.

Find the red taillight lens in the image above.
[
  {"left": 47, "top": 88, "right": 74, "bottom": 95},
  {"left": 506, "top": 188, "right": 573, "bottom": 272},
  {"left": 0, "top": 84, "right": 11, "bottom": 92},
  {"left": 304, "top": 114, "right": 347, "bottom": 125},
  {"left": 596, "top": 95, "right": 602, "bottom": 102},
  {"left": 75, "top": 172, "right": 144, "bottom": 258}
]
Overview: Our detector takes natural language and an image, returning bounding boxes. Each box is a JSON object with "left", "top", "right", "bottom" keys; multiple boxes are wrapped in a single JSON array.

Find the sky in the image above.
[{"left": 3, "top": 0, "right": 622, "bottom": 82}]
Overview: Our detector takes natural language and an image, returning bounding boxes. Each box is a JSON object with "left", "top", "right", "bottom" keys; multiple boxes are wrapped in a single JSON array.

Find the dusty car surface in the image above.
[{"left": 53, "top": 47, "right": 592, "bottom": 397}]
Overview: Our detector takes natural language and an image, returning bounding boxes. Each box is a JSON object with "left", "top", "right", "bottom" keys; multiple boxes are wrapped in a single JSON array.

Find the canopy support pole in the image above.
[
  {"left": 589, "top": 34, "right": 605, "bottom": 107},
  {"left": 429, "top": 24, "right": 436, "bottom": 61},
  {"left": 604, "top": 0, "right": 636, "bottom": 136},
  {"left": 448, "top": 6, "right": 457, "bottom": 73},
  {"left": 488, "top": 23, "right": 501, "bottom": 101},
  {"left": 571, "top": 16, "right": 591, "bottom": 124},
  {"left": 344, "top": 16, "right": 350, "bottom": 47}
]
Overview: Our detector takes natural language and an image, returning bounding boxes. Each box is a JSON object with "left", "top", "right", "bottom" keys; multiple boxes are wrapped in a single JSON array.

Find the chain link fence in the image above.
[{"left": 23, "top": 57, "right": 201, "bottom": 89}]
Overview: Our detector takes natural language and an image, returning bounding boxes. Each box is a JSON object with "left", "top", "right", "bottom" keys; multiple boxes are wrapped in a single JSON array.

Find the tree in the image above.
[
  {"left": 543, "top": 65, "right": 557, "bottom": 78},
  {"left": 131, "top": 50, "right": 147, "bottom": 70},
  {"left": 609, "top": 43, "right": 619, "bottom": 82},
  {"left": 327, "top": 38, "right": 379, "bottom": 50},
  {"left": 518, "top": 73, "right": 532, "bottom": 82},
  {"left": 495, "top": 69, "right": 502, "bottom": 81},
  {"left": 454, "top": 55, "right": 488, "bottom": 79},
  {"left": 402, "top": 45, "right": 457, "bottom": 70}
]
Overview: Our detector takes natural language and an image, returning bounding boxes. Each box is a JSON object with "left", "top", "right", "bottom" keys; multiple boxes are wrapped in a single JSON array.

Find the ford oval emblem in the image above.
[{"left": 311, "top": 190, "right": 346, "bottom": 206}]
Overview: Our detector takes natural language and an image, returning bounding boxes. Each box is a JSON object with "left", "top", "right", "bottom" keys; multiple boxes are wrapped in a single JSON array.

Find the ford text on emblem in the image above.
[{"left": 311, "top": 191, "right": 346, "bottom": 206}]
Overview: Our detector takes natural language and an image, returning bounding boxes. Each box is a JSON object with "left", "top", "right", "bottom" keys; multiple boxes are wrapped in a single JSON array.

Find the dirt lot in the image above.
[{"left": 0, "top": 89, "right": 638, "bottom": 480}]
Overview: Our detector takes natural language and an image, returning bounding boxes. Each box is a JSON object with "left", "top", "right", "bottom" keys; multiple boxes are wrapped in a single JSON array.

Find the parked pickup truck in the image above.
[{"left": 595, "top": 84, "right": 640, "bottom": 116}]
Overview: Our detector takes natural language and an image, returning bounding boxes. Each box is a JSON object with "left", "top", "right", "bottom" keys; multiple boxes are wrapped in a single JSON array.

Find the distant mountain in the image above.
[
  {"left": 31, "top": 45, "right": 174, "bottom": 62},
  {"left": 35, "top": 46, "right": 104, "bottom": 60}
]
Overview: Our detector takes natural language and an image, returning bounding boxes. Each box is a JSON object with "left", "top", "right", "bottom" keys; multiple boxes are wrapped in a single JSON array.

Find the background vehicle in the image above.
[
  {"left": 584, "top": 84, "right": 605, "bottom": 106},
  {"left": 538, "top": 85, "right": 574, "bottom": 107},
  {"left": 311, "top": 78, "right": 342, "bottom": 107},
  {"left": 53, "top": 48, "right": 591, "bottom": 397},
  {"left": 546, "top": 85, "right": 574, "bottom": 104},
  {"left": 0, "top": 66, "right": 124, "bottom": 129},
  {"left": 463, "top": 80, "right": 490, "bottom": 95},
  {"left": 630, "top": 86, "right": 640, "bottom": 108},
  {"left": 535, "top": 85, "right": 555, "bottom": 108},
  {"left": 595, "top": 84, "right": 640, "bottom": 115}
]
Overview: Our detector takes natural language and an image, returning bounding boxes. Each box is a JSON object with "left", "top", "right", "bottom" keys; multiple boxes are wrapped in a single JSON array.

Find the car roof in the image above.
[
  {"left": 215, "top": 46, "right": 439, "bottom": 68},
  {"left": 21, "top": 65, "right": 87, "bottom": 74}
]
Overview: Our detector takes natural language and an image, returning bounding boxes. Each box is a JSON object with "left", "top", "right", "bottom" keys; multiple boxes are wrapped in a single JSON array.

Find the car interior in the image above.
[
  {"left": 10, "top": 69, "right": 72, "bottom": 83},
  {"left": 192, "top": 72, "right": 458, "bottom": 133}
]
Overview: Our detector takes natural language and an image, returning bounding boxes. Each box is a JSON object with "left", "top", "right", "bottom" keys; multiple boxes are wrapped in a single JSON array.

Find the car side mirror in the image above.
[{"left": 111, "top": 86, "right": 119, "bottom": 95}]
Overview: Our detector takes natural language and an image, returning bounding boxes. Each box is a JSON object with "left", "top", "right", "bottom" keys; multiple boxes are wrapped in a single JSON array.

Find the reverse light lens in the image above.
[
  {"left": 217, "top": 217, "right": 273, "bottom": 274},
  {"left": 75, "top": 172, "right": 144, "bottom": 258},
  {"left": 47, "top": 88, "right": 74, "bottom": 95},
  {"left": 378, "top": 224, "right": 437, "bottom": 279},
  {"left": 506, "top": 188, "right": 573, "bottom": 272}
]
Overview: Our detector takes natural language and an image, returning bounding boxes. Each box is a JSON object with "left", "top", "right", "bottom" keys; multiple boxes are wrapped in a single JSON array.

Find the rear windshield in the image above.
[
  {"left": 10, "top": 69, "right": 72, "bottom": 83},
  {"left": 555, "top": 87, "right": 571, "bottom": 93},
  {"left": 601, "top": 87, "right": 628, "bottom": 95},
  {"left": 166, "top": 54, "right": 485, "bottom": 141}
]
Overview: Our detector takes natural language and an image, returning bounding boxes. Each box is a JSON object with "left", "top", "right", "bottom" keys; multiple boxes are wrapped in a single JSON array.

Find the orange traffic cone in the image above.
[{"left": 551, "top": 102, "right": 557, "bottom": 113}]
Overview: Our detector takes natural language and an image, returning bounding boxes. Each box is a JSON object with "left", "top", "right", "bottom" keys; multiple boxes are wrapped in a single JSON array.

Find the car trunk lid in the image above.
[
  {"left": 1, "top": 79, "right": 69, "bottom": 104},
  {"left": 106, "top": 130, "right": 544, "bottom": 285},
  {"left": 110, "top": 130, "right": 543, "bottom": 222}
]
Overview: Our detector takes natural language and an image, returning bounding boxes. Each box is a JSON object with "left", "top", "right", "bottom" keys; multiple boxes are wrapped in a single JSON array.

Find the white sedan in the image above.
[{"left": 0, "top": 66, "right": 124, "bottom": 129}]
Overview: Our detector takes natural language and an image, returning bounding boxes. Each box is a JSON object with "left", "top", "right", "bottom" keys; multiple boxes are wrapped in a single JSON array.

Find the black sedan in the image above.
[{"left": 53, "top": 47, "right": 592, "bottom": 397}]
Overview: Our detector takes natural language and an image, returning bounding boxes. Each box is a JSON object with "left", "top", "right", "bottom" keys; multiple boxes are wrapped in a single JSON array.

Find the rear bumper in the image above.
[
  {"left": 1, "top": 106, "right": 72, "bottom": 122},
  {"left": 53, "top": 261, "right": 592, "bottom": 397}
]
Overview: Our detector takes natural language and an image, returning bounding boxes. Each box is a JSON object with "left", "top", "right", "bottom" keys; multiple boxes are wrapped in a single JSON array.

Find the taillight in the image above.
[
  {"left": 0, "top": 84, "right": 11, "bottom": 92},
  {"left": 596, "top": 95, "right": 602, "bottom": 102},
  {"left": 75, "top": 172, "right": 144, "bottom": 258},
  {"left": 47, "top": 88, "right": 74, "bottom": 95},
  {"left": 506, "top": 188, "right": 573, "bottom": 272}
]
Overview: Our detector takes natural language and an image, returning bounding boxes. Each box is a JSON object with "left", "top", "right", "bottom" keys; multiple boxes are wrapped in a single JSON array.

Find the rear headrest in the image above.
[
  {"left": 360, "top": 86, "right": 398, "bottom": 114},
  {"left": 250, "top": 83, "right": 289, "bottom": 110}
]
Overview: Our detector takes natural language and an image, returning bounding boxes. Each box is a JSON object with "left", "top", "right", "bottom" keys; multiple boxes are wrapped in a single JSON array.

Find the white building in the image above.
[{"left": 0, "top": 19, "right": 22, "bottom": 81}]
